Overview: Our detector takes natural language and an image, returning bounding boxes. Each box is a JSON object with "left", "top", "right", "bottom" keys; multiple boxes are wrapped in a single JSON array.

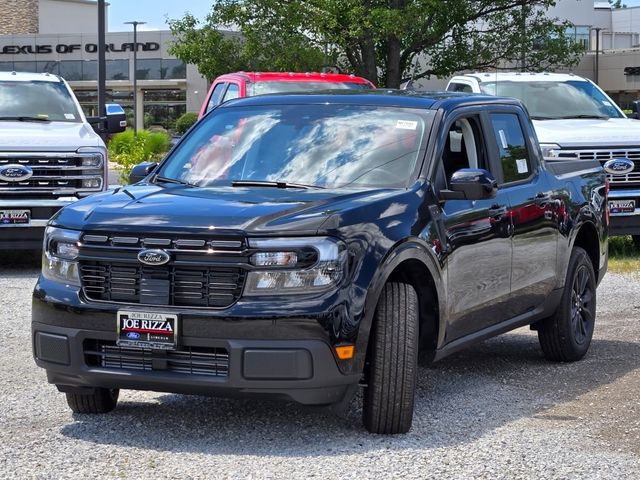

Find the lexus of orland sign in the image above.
[{"left": 0, "top": 42, "right": 160, "bottom": 55}]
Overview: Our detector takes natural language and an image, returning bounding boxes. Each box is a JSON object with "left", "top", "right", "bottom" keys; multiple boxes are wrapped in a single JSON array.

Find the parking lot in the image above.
[{"left": 0, "top": 252, "right": 637, "bottom": 479}]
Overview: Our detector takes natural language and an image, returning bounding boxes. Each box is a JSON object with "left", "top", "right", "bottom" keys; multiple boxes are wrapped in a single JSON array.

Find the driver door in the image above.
[{"left": 438, "top": 112, "right": 513, "bottom": 342}]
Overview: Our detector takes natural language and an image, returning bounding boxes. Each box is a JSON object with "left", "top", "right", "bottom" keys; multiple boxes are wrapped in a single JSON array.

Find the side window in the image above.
[
  {"left": 447, "top": 82, "right": 473, "bottom": 93},
  {"left": 489, "top": 113, "right": 532, "bottom": 184},
  {"left": 442, "top": 116, "right": 487, "bottom": 185},
  {"left": 206, "top": 83, "right": 227, "bottom": 112},
  {"left": 222, "top": 83, "right": 240, "bottom": 102}
]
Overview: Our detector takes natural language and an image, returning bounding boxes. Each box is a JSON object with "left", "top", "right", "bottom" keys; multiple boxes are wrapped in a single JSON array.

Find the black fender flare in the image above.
[{"left": 353, "top": 238, "right": 446, "bottom": 372}]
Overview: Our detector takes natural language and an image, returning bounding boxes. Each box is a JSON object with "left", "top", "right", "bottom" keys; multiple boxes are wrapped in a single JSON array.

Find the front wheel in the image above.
[
  {"left": 65, "top": 388, "right": 119, "bottom": 414},
  {"left": 537, "top": 247, "right": 596, "bottom": 362},
  {"left": 363, "top": 282, "right": 419, "bottom": 434}
]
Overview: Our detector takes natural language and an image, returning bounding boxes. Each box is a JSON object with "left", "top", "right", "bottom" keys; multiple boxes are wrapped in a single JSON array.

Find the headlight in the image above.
[
  {"left": 244, "top": 237, "right": 346, "bottom": 296},
  {"left": 540, "top": 143, "right": 561, "bottom": 160},
  {"left": 81, "top": 154, "right": 103, "bottom": 168},
  {"left": 81, "top": 177, "right": 102, "bottom": 189},
  {"left": 42, "top": 227, "right": 81, "bottom": 286}
]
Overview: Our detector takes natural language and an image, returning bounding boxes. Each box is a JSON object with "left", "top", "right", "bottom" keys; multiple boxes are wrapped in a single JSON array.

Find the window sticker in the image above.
[
  {"left": 64, "top": 113, "right": 75, "bottom": 120},
  {"left": 396, "top": 120, "right": 417, "bottom": 130},
  {"left": 516, "top": 158, "right": 529, "bottom": 174},
  {"left": 498, "top": 129, "right": 508, "bottom": 149}
]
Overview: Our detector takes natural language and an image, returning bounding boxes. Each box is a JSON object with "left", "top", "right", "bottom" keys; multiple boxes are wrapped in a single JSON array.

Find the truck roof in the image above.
[
  {"left": 215, "top": 71, "right": 374, "bottom": 85},
  {"left": 0, "top": 71, "right": 62, "bottom": 82},
  {"left": 219, "top": 89, "right": 524, "bottom": 111},
  {"left": 452, "top": 72, "right": 588, "bottom": 83}
]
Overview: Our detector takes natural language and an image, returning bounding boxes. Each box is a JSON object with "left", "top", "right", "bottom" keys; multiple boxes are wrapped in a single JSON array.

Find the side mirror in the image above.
[
  {"left": 87, "top": 104, "right": 127, "bottom": 135},
  {"left": 440, "top": 168, "right": 497, "bottom": 201},
  {"left": 129, "top": 162, "right": 158, "bottom": 184},
  {"left": 105, "top": 103, "right": 127, "bottom": 134}
]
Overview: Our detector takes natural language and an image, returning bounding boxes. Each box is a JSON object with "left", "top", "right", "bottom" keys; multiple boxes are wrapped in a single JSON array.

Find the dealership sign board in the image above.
[{"left": 0, "top": 42, "right": 160, "bottom": 55}]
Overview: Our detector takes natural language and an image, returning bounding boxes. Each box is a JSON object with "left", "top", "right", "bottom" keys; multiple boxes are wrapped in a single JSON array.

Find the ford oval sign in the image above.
[
  {"left": 137, "top": 249, "right": 170, "bottom": 266},
  {"left": 126, "top": 332, "right": 141, "bottom": 340},
  {"left": 0, "top": 164, "right": 33, "bottom": 182},
  {"left": 604, "top": 158, "right": 635, "bottom": 175}
]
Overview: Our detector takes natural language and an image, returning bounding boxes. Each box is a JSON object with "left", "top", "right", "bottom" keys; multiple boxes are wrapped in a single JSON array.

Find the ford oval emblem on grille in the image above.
[
  {"left": 0, "top": 164, "right": 33, "bottom": 182},
  {"left": 137, "top": 249, "right": 170, "bottom": 266},
  {"left": 604, "top": 158, "right": 634, "bottom": 175}
]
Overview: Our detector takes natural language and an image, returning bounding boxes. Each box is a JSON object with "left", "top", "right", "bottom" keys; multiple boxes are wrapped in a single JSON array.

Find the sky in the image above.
[
  {"left": 106, "top": 0, "right": 640, "bottom": 33},
  {"left": 107, "top": 0, "right": 211, "bottom": 32}
]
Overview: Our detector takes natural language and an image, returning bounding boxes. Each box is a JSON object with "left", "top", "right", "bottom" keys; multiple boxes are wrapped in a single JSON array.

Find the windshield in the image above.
[
  {"left": 249, "top": 81, "right": 371, "bottom": 96},
  {"left": 0, "top": 80, "right": 82, "bottom": 122},
  {"left": 159, "top": 104, "right": 432, "bottom": 189},
  {"left": 479, "top": 80, "right": 624, "bottom": 120}
]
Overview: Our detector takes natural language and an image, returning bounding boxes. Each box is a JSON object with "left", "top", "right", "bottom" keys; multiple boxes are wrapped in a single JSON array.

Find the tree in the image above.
[
  {"left": 609, "top": 1, "right": 627, "bottom": 8},
  {"left": 169, "top": 1, "right": 585, "bottom": 88}
]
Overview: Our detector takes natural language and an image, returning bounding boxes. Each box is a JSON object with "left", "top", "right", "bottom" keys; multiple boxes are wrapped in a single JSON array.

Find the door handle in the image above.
[
  {"left": 535, "top": 192, "right": 552, "bottom": 206},
  {"left": 488, "top": 204, "right": 507, "bottom": 216}
]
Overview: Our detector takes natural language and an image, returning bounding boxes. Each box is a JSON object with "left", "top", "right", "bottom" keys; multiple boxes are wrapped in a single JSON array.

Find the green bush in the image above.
[
  {"left": 108, "top": 129, "right": 172, "bottom": 184},
  {"left": 176, "top": 112, "right": 199, "bottom": 135}
]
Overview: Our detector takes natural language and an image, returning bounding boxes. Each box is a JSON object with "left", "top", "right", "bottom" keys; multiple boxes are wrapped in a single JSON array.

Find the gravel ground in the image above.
[{"left": 0, "top": 252, "right": 639, "bottom": 479}]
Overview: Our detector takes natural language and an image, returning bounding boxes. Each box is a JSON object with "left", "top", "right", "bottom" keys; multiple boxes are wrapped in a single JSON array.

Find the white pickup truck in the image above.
[
  {"left": 0, "top": 72, "right": 125, "bottom": 249},
  {"left": 446, "top": 72, "right": 640, "bottom": 241}
]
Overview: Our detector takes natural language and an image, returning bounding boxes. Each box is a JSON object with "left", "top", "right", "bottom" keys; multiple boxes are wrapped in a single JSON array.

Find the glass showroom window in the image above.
[{"left": 143, "top": 89, "right": 186, "bottom": 130}]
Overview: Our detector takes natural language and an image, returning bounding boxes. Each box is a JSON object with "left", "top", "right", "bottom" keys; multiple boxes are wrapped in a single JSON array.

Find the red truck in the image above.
[{"left": 198, "top": 71, "right": 375, "bottom": 118}]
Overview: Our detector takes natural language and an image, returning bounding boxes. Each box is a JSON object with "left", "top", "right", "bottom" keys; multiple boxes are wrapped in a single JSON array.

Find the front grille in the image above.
[
  {"left": 557, "top": 148, "right": 640, "bottom": 185},
  {"left": 0, "top": 153, "right": 103, "bottom": 195},
  {"left": 84, "top": 340, "right": 229, "bottom": 377},
  {"left": 78, "top": 233, "right": 247, "bottom": 308},
  {"left": 80, "top": 262, "right": 245, "bottom": 308}
]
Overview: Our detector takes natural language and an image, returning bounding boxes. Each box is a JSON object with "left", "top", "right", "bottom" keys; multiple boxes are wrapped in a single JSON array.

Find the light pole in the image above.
[
  {"left": 124, "top": 21, "right": 146, "bottom": 134},
  {"left": 593, "top": 27, "right": 602, "bottom": 85}
]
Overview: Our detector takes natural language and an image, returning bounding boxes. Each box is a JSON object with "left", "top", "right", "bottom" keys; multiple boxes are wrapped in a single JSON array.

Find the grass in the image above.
[{"left": 608, "top": 235, "right": 640, "bottom": 274}]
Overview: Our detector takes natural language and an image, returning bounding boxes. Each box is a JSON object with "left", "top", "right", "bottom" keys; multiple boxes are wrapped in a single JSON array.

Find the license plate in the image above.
[
  {"left": 609, "top": 199, "right": 635, "bottom": 214},
  {"left": 117, "top": 311, "right": 178, "bottom": 350},
  {"left": 0, "top": 209, "right": 30, "bottom": 226}
]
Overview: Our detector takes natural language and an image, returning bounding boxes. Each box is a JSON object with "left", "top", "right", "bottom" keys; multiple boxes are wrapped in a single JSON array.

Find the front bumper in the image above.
[
  {"left": 0, "top": 198, "right": 75, "bottom": 249},
  {"left": 32, "top": 281, "right": 360, "bottom": 406},
  {"left": 608, "top": 189, "right": 640, "bottom": 236}
]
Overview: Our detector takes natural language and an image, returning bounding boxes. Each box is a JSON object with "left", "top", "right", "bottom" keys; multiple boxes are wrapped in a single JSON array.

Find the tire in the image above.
[
  {"left": 65, "top": 388, "right": 119, "bottom": 414},
  {"left": 537, "top": 247, "right": 596, "bottom": 362},
  {"left": 363, "top": 282, "right": 419, "bottom": 434},
  {"left": 632, "top": 235, "right": 640, "bottom": 249}
]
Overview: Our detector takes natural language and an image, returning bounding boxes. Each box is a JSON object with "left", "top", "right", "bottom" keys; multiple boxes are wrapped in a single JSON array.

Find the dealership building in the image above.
[
  {"left": 0, "top": 0, "right": 209, "bottom": 131},
  {"left": 8, "top": 0, "right": 640, "bottom": 119}
]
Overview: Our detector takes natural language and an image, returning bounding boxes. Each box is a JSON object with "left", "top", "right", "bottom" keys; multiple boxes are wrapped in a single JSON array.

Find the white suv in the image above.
[{"left": 446, "top": 72, "right": 640, "bottom": 240}]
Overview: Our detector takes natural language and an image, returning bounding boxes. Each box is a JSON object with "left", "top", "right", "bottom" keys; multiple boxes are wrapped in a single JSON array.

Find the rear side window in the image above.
[
  {"left": 447, "top": 82, "right": 473, "bottom": 93},
  {"left": 205, "top": 83, "right": 227, "bottom": 112},
  {"left": 489, "top": 113, "right": 532, "bottom": 183},
  {"left": 222, "top": 84, "right": 240, "bottom": 102}
]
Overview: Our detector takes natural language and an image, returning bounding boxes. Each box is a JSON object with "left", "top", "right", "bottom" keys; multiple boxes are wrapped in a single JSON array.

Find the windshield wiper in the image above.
[
  {"left": 0, "top": 116, "right": 51, "bottom": 122},
  {"left": 154, "top": 175, "right": 196, "bottom": 187},
  {"left": 554, "top": 114, "right": 610, "bottom": 120},
  {"left": 231, "top": 180, "right": 325, "bottom": 189}
]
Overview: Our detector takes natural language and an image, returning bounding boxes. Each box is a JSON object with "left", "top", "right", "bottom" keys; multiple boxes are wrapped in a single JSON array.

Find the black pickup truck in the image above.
[{"left": 32, "top": 91, "right": 608, "bottom": 434}]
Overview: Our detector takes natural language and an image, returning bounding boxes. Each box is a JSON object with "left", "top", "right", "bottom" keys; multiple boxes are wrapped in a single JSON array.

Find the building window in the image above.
[
  {"left": 566, "top": 25, "right": 590, "bottom": 50},
  {"left": 59, "top": 61, "right": 83, "bottom": 81},
  {"left": 136, "top": 58, "right": 186, "bottom": 80},
  {"left": 107, "top": 59, "right": 129, "bottom": 80},
  {"left": 143, "top": 89, "right": 187, "bottom": 130}
]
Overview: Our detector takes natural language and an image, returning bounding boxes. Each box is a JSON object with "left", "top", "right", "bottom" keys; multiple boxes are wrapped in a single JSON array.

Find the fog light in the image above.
[{"left": 82, "top": 178, "right": 101, "bottom": 189}]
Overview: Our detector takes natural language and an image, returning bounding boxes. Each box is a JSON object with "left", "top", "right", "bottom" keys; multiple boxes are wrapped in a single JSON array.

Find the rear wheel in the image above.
[
  {"left": 65, "top": 388, "right": 119, "bottom": 414},
  {"left": 537, "top": 247, "right": 596, "bottom": 362},
  {"left": 363, "top": 282, "right": 419, "bottom": 434}
]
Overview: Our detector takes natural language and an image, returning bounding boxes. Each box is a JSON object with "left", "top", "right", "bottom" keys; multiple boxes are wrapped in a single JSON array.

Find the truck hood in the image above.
[
  {"left": 52, "top": 183, "right": 404, "bottom": 234},
  {"left": 0, "top": 121, "right": 103, "bottom": 150},
  {"left": 532, "top": 118, "right": 640, "bottom": 148}
]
